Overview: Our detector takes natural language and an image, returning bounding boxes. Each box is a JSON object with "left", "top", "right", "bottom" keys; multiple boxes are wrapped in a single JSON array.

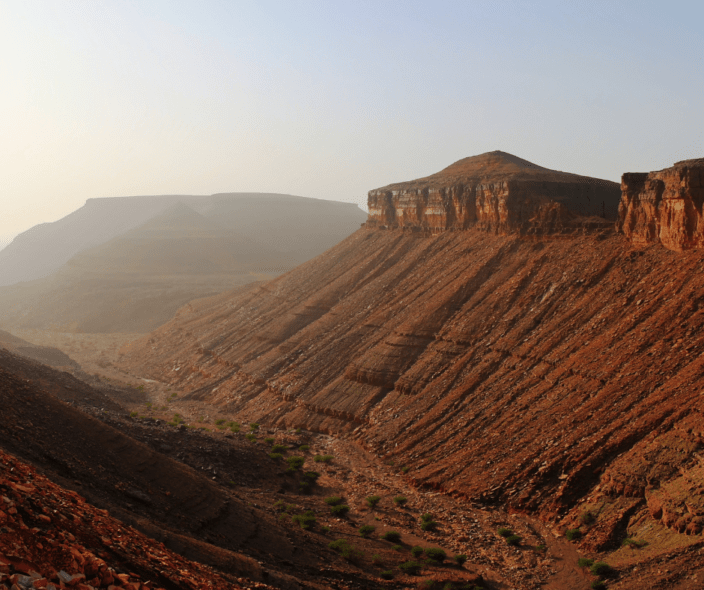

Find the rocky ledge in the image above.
[
  {"left": 617, "top": 158, "right": 704, "bottom": 251},
  {"left": 366, "top": 151, "right": 620, "bottom": 235}
]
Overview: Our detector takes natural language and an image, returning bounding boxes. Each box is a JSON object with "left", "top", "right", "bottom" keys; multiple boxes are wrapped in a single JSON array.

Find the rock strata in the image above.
[
  {"left": 367, "top": 151, "right": 620, "bottom": 235},
  {"left": 617, "top": 158, "right": 704, "bottom": 251}
]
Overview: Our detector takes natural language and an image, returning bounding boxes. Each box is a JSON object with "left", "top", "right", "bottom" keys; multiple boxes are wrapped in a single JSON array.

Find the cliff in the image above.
[
  {"left": 367, "top": 151, "right": 621, "bottom": 235},
  {"left": 617, "top": 158, "right": 704, "bottom": 251}
]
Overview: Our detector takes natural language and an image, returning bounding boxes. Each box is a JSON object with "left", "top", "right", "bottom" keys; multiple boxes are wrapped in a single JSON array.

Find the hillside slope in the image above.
[{"left": 120, "top": 155, "right": 704, "bottom": 565}]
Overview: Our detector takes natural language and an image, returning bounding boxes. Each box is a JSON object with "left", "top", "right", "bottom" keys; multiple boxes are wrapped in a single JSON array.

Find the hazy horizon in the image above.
[{"left": 2, "top": 0, "right": 702, "bottom": 245}]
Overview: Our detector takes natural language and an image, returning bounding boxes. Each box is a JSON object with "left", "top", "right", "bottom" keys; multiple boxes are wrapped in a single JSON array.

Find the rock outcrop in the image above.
[
  {"left": 617, "top": 158, "right": 704, "bottom": 251},
  {"left": 367, "top": 151, "right": 620, "bottom": 235}
]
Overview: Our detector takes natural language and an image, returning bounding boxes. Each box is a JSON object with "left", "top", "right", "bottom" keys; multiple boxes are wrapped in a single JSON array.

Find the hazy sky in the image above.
[{"left": 1, "top": 1, "right": 702, "bottom": 248}]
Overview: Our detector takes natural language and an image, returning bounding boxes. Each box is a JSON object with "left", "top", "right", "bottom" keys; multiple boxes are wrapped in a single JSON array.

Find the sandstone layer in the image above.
[
  {"left": 617, "top": 158, "right": 704, "bottom": 251},
  {"left": 367, "top": 151, "right": 620, "bottom": 235}
]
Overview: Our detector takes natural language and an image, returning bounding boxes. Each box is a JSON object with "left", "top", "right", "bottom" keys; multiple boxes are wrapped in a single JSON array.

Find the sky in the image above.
[{"left": 1, "top": 0, "right": 702, "bottom": 249}]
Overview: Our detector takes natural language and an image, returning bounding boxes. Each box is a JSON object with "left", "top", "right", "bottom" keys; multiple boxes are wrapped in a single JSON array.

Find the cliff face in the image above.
[
  {"left": 367, "top": 151, "right": 621, "bottom": 234},
  {"left": 617, "top": 158, "right": 704, "bottom": 251}
]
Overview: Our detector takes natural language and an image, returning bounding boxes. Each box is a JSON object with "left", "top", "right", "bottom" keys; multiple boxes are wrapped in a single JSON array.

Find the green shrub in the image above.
[
  {"left": 359, "top": 525, "right": 376, "bottom": 538},
  {"left": 589, "top": 562, "right": 612, "bottom": 577},
  {"left": 393, "top": 495, "right": 408, "bottom": 506},
  {"left": 443, "top": 584, "right": 453, "bottom": 590},
  {"left": 286, "top": 455, "right": 305, "bottom": 471},
  {"left": 313, "top": 454, "right": 334, "bottom": 463},
  {"left": 130, "top": 411, "right": 138, "bottom": 417},
  {"left": 330, "top": 504, "right": 350, "bottom": 517},
  {"left": 497, "top": 527, "right": 512, "bottom": 537},
  {"left": 328, "top": 539, "right": 362, "bottom": 561},
  {"left": 291, "top": 510, "right": 316, "bottom": 530},
  {"left": 534, "top": 544, "right": 547, "bottom": 552},
  {"left": 250, "top": 422, "right": 260, "bottom": 431},
  {"left": 264, "top": 437, "right": 275, "bottom": 444},
  {"left": 371, "top": 553, "right": 383, "bottom": 565},
  {"left": 565, "top": 528, "right": 582, "bottom": 541},
  {"left": 215, "top": 418, "right": 225, "bottom": 426},
  {"left": 420, "top": 519, "right": 437, "bottom": 531},
  {"left": 303, "top": 471, "right": 320, "bottom": 481},
  {"left": 366, "top": 495, "right": 381, "bottom": 509},
  {"left": 299, "top": 480, "right": 312, "bottom": 494},
  {"left": 382, "top": 530, "right": 401, "bottom": 543},
  {"left": 392, "top": 544, "right": 403, "bottom": 551},
  {"left": 398, "top": 561, "right": 422, "bottom": 575},
  {"left": 324, "top": 495, "right": 344, "bottom": 506},
  {"left": 410, "top": 546, "right": 424, "bottom": 558},
  {"left": 271, "top": 444, "right": 287, "bottom": 453},
  {"left": 279, "top": 513, "right": 290, "bottom": 521},
  {"left": 580, "top": 511, "right": 595, "bottom": 525},
  {"left": 245, "top": 433, "right": 256, "bottom": 442},
  {"left": 577, "top": 558, "right": 594, "bottom": 568},
  {"left": 622, "top": 537, "right": 647, "bottom": 548},
  {"left": 505, "top": 535, "right": 522, "bottom": 546},
  {"left": 230, "top": 424, "right": 240, "bottom": 433},
  {"left": 380, "top": 571, "right": 394, "bottom": 580},
  {"left": 321, "top": 525, "right": 330, "bottom": 533},
  {"left": 422, "top": 580, "right": 435, "bottom": 589},
  {"left": 454, "top": 554, "right": 467, "bottom": 566},
  {"left": 269, "top": 452, "right": 283, "bottom": 460},
  {"left": 424, "top": 548, "right": 446, "bottom": 563},
  {"left": 591, "top": 582, "right": 606, "bottom": 589},
  {"left": 401, "top": 466, "right": 410, "bottom": 474},
  {"left": 299, "top": 444, "right": 310, "bottom": 451}
]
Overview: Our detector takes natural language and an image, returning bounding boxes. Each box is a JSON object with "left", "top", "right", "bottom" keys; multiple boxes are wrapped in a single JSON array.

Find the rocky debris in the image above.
[
  {"left": 366, "top": 151, "right": 620, "bottom": 235},
  {"left": 0, "top": 447, "right": 274, "bottom": 590},
  {"left": 617, "top": 158, "right": 704, "bottom": 251}
]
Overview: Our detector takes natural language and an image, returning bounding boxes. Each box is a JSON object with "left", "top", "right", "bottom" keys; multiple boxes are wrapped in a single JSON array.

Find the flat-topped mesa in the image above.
[
  {"left": 617, "top": 158, "right": 704, "bottom": 251},
  {"left": 367, "top": 151, "right": 621, "bottom": 235}
]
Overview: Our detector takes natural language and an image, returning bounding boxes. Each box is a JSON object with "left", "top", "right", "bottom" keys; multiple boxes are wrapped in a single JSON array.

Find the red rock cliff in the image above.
[
  {"left": 367, "top": 151, "right": 621, "bottom": 235},
  {"left": 617, "top": 158, "right": 704, "bottom": 251}
]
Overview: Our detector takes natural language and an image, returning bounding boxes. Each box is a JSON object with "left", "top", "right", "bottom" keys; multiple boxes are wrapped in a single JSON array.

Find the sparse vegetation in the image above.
[
  {"left": 371, "top": 553, "right": 383, "bottom": 565},
  {"left": 215, "top": 418, "right": 226, "bottom": 426},
  {"left": 129, "top": 411, "right": 138, "bottom": 417},
  {"left": 245, "top": 433, "right": 257, "bottom": 442},
  {"left": 271, "top": 444, "right": 287, "bottom": 453},
  {"left": 591, "top": 581, "right": 606, "bottom": 590},
  {"left": 314, "top": 454, "right": 334, "bottom": 463},
  {"left": 565, "top": 528, "right": 582, "bottom": 541},
  {"left": 249, "top": 422, "right": 260, "bottom": 431},
  {"left": 269, "top": 452, "right": 284, "bottom": 461},
  {"left": 497, "top": 527, "right": 512, "bottom": 537},
  {"left": 393, "top": 495, "right": 408, "bottom": 506},
  {"left": 303, "top": 471, "right": 320, "bottom": 482},
  {"left": 454, "top": 554, "right": 467, "bottom": 566},
  {"left": 264, "top": 437, "right": 275, "bottom": 444},
  {"left": 286, "top": 455, "right": 305, "bottom": 471},
  {"left": 291, "top": 510, "right": 316, "bottom": 530},
  {"left": 299, "top": 444, "right": 310, "bottom": 451},
  {"left": 366, "top": 495, "right": 381, "bottom": 509},
  {"left": 321, "top": 525, "right": 331, "bottom": 533},
  {"left": 359, "top": 524, "right": 375, "bottom": 538},
  {"left": 325, "top": 496, "right": 344, "bottom": 506},
  {"left": 589, "top": 562, "right": 613, "bottom": 577},
  {"left": 380, "top": 570, "right": 394, "bottom": 580},
  {"left": 401, "top": 466, "right": 410, "bottom": 474},
  {"left": 424, "top": 548, "right": 446, "bottom": 563},
  {"left": 381, "top": 530, "right": 401, "bottom": 543},
  {"left": 578, "top": 558, "right": 594, "bottom": 568},
  {"left": 411, "top": 546, "right": 424, "bottom": 558},
  {"left": 392, "top": 544, "right": 403, "bottom": 551},
  {"left": 398, "top": 561, "right": 422, "bottom": 575},
  {"left": 328, "top": 539, "right": 362, "bottom": 561},
  {"left": 505, "top": 534, "right": 522, "bottom": 546},
  {"left": 621, "top": 536, "right": 647, "bottom": 548},
  {"left": 330, "top": 504, "right": 350, "bottom": 517},
  {"left": 420, "top": 513, "right": 438, "bottom": 531},
  {"left": 580, "top": 510, "right": 596, "bottom": 525}
]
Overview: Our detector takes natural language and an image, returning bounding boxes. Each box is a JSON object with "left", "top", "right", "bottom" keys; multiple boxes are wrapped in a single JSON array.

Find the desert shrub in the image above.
[
  {"left": 622, "top": 537, "right": 647, "bottom": 548},
  {"left": 325, "top": 495, "right": 344, "bottom": 506},
  {"left": 589, "top": 562, "right": 613, "bottom": 577},
  {"left": 321, "top": 525, "right": 331, "bottom": 533},
  {"left": 443, "top": 583, "right": 453, "bottom": 590},
  {"left": 215, "top": 418, "right": 225, "bottom": 426},
  {"left": 366, "top": 495, "right": 381, "bottom": 509},
  {"left": 420, "top": 519, "right": 437, "bottom": 531},
  {"left": 279, "top": 513, "right": 290, "bottom": 521},
  {"left": 299, "top": 480, "right": 311, "bottom": 494},
  {"left": 393, "top": 495, "right": 408, "bottom": 506},
  {"left": 580, "top": 511, "right": 595, "bottom": 525},
  {"left": 392, "top": 544, "right": 403, "bottom": 551},
  {"left": 296, "top": 427, "right": 302, "bottom": 434},
  {"left": 422, "top": 580, "right": 435, "bottom": 589},
  {"left": 286, "top": 455, "right": 305, "bottom": 471},
  {"left": 359, "top": 525, "right": 376, "bottom": 538},
  {"left": 271, "top": 444, "right": 287, "bottom": 453},
  {"left": 129, "top": 411, "right": 138, "bottom": 417},
  {"left": 313, "top": 454, "right": 334, "bottom": 463},
  {"left": 303, "top": 471, "right": 320, "bottom": 482},
  {"left": 299, "top": 444, "right": 310, "bottom": 451},
  {"left": 230, "top": 423, "right": 240, "bottom": 433},
  {"left": 401, "top": 466, "right": 410, "bottom": 474},
  {"left": 505, "top": 534, "right": 522, "bottom": 546},
  {"left": 264, "top": 437, "right": 275, "bottom": 444},
  {"left": 398, "top": 561, "right": 422, "bottom": 575},
  {"left": 454, "top": 554, "right": 467, "bottom": 566},
  {"left": 330, "top": 504, "right": 350, "bottom": 517},
  {"left": 424, "top": 548, "right": 446, "bottom": 563},
  {"left": 534, "top": 543, "right": 547, "bottom": 552},
  {"left": 382, "top": 530, "right": 401, "bottom": 543},
  {"left": 269, "top": 452, "right": 283, "bottom": 461},
  {"left": 291, "top": 510, "right": 316, "bottom": 530},
  {"left": 591, "top": 581, "right": 606, "bottom": 589},
  {"left": 497, "top": 527, "right": 512, "bottom": 537},
  {"left": 249, "top": 422, "right": 260, "bottom": 431},
  {"left": 577, "top": 558, "right": 594, "bottom": 568},
  {"left": 380, "top": 571, "right": 394, "bottom": 580},
  {"left": 245, "top": 433, "right": 256, "bottom": 442},
  {"left": 273, "top": 499, "right": 285, "bottom": 509},
  {"left": 565, "top": 528, "right": 582, "bottom": 541},
  {"left": 410, "top": 546, "right": 424, "bottom": 558},
  {"left": 371, "top": 553, "right": 383, "bottom": 565},
  {"left": 328, "top": 539, "right": 362, "bottom": 561}
]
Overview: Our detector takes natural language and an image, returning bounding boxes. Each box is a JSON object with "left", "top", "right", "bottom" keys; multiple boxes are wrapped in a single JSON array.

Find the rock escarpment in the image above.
[
  {"left": 617, "top": 158, "right": 704, "bottom": 251},
  {"left": 367, "top": 151, "right": 620, "bottom": 235}
]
